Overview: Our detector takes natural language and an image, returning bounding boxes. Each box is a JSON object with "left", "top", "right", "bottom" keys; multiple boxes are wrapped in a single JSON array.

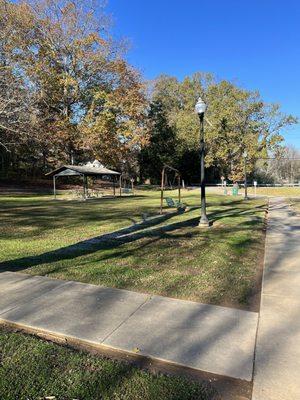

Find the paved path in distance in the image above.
[
  {"left": 252, "top": 198, "right": 300, "bottom": 399},
  {"left": 0, "top": 271, "right": 257, "bottom": 381}
]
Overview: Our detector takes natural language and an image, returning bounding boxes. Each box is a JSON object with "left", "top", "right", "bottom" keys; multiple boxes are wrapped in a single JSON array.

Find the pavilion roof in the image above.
[{"left": 46, "top": 164, "right": 121, "bottom": 177}]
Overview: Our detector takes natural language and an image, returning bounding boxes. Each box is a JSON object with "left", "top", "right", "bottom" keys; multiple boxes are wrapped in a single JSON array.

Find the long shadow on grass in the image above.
[
  {"left": 0, "top": 202, "right": 265, "bottom": 277},
  {"left": 4, "top": 200, "right": 296, "bottom": 400},
  {"left": 0, "top": 201, "right": 280, "bottom": 399},
  {"left": 0, "top": 209, "right": 191, "bottom": 271}
]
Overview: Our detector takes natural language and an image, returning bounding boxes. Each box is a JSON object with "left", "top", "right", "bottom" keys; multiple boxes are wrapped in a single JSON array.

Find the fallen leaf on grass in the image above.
[{"left": 132, "top": 347, "right": 140, "bottom": 353}]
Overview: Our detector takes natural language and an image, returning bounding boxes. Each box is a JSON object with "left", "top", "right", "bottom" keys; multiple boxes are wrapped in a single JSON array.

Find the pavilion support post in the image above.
[
  {"left": 113, "top": 177, "right": 116, "bottom": 197},
  {"left": 131, "top": 178, "right": 134, "bottom": 196},
  {"left": 178, "top": 174, "right": 181, "bottom": 203},
  {"left": 53, "top": 175, "right": 57, "bottom": 200},
  {"left": 160, "top": 167, "right": 165, "bottom": 214},
  {"left": 86, "top": 176, "right": 89, "bottom": 198},
  {"left": 82, "top": 174, "right": 86, "bottom": 199},
  {"left": 119, "top": 175, "right": 122, "bottom": 197}
]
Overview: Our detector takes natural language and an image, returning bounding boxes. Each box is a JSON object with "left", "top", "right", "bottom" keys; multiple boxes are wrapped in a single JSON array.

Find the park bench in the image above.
[
  {"left": 165, "top": 197, "right": 186, "bottom": 211},
  {"left": 122, "top": 187, "right": 132, "bottom": 194}
]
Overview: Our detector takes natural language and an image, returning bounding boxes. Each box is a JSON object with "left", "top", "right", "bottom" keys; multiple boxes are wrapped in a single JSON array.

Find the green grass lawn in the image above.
[
  {"left": 0, "top": 189, "right": 266, "bottom": 309},
  {"left": 246, "top": 186, "right": 300, "bottom": 197},
  {"left": 0, "top": 327, "right": 216, "bottom": 400}
]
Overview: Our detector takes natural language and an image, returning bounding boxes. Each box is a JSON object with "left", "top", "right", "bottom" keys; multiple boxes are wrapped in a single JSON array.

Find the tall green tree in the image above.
[
  {"left": 139, "top": 100, "right": 177, "bottom": 183},
  {"left": 141, "top": 73, "right": 297, "bottom": 183},
  {"left": 0, "top": 0, "right": 148, "bottom": 176}
]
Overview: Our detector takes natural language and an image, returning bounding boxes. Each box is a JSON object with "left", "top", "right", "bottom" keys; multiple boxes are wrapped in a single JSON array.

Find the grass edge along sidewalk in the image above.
[
  {"left": 0, "top": 325, "right": 217, "bottom": 400},
  {"left": 0, "top": 323, "right": 254, "bottom": 400},
  {"left": 0, "top": 271, "right": 257, "bottom": 383}
]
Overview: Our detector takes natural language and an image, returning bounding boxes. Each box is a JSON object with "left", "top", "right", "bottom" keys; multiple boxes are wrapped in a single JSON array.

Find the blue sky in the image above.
[{"left": 107, "top": 0, "right": 300, "bottom": 148}]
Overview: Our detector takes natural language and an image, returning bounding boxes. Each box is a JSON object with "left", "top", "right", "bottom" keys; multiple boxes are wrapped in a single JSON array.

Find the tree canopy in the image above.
[
  {"left": 0, "top": 1, "right": 297, "bottom": 182},
  {"left": 140, "top": 73, "right": 297, "bottom": 183},
  {"left": 0, "top": 0, "right": 148, "bottom": 176}
]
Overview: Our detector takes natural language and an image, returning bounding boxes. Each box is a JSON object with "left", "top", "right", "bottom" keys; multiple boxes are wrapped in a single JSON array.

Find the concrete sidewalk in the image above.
[
  {"left": 0, "top": 271, "right": 258, "bottom": 381},
  {"left": 252, "top": 198, "right": 300, "bottom": 399}
]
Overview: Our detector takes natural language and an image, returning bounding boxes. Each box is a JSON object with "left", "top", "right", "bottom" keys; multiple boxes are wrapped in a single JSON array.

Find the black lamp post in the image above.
[
  {"left": 195, "top": 97, "right": 210, "bottom": 227},
  {"left": 243, "top": 150, "right": 249, "bottom": 200}
]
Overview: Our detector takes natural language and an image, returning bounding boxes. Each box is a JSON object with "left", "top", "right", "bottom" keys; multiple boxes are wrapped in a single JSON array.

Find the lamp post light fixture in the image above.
[
  {"left": 195, "top": 97, "right": 210, "bottom": 227},
  {"left": 243, "top": 150, "right": 249, "bottom": 200}
]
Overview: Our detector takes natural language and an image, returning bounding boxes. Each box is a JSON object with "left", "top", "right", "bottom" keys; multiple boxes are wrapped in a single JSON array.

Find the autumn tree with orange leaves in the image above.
[{"left": 0, "top": 0, "right": 148, "bottom": 176}]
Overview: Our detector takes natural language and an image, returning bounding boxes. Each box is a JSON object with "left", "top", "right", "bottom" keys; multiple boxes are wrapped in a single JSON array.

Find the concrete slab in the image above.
[
  {"left": 1, "top": 277, "right": 149, "bottom": 343},
  {"left": 0, "top": 273, "right": 67, "bottom": 314},
  {"left": 0, "top": 271, "right": 32, "bottom": 285},
  {"left": 264, "top": 251, "right": 300, "bottom": 272},
  {"left": 253, "top": 296, "right": 300, "bottom": 400},
  {"left": 103, "top": 295, "right": 258, "bottom": 381},
  {"left": 252, "top": 198, "right": 300, "bottom": 400},
  {"left": 0, "top": 271, "right": 258, "bottom": 382},
  {"left": 263, "top": 269, "right": 300, "bottom": 298}
]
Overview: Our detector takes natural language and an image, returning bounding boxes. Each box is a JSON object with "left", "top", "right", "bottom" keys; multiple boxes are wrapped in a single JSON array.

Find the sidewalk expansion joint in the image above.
[{"left": 100, "top": 295, "right": 152, "bottom": 344}]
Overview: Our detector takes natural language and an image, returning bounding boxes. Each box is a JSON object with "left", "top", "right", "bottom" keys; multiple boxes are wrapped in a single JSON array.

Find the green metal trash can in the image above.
[{"left": 232, "top": 187, "right": 239, "bottom": 196}]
